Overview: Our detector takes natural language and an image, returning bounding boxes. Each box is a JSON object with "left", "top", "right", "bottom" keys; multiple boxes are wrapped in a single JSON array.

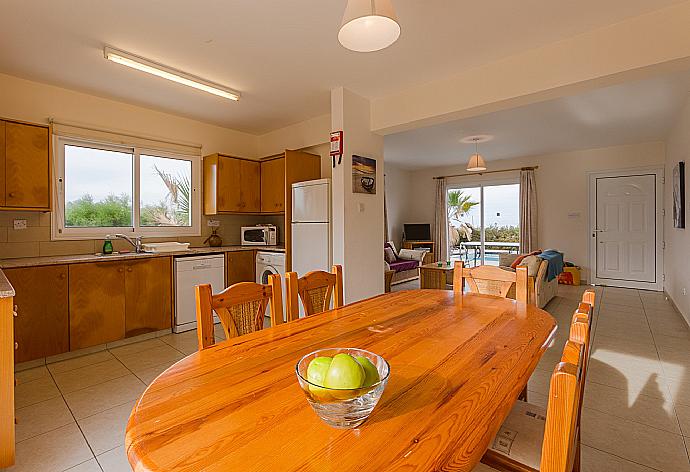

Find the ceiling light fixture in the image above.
[
  {"left": 103, "top": 47, "right": 240, "bottom": 101},
  {"left": 338, "top": 0, "right": 401, "bottom": 52},
  {"left": 465, "top": 137, "right": 488, "bottom": 172}
]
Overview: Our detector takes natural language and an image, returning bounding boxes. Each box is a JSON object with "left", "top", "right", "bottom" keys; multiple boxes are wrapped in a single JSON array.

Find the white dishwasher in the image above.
[{"left": 174, "top": 254, "right": 225, "bottom": 333}]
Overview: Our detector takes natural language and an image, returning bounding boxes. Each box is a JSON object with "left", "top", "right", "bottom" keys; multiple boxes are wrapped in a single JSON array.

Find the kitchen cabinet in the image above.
[
  {"left": 260, "top": 157, "right": 285, "bottom": 213},
  {"left": 69, "top": 262, "right": 126, "bottom": 350},
  {"left": 125, "top": 257, "right": 172, "bottom": 337},
  {"left": 204, "top": 154, "right": 260, "bottom": 214},
  {"left": 6, "top": 265, "right": 69, "bottom": 363},
  {"left": 226, "top": 251, "right": 255, "bottom": 286},
  {"left": 70, "top": 258, "right": 173, "bottom": 350},
  {"left": 2, "top": 120, "right": 51, "bottom": 210}
]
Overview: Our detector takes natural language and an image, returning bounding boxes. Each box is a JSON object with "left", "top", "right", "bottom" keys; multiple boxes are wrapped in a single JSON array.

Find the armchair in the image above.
[
  {"left": 498, "top": 253, "right": 558, "bottom": 308},
  {"left": 384, "top": 241, "right": 433, "bottom": 286}
]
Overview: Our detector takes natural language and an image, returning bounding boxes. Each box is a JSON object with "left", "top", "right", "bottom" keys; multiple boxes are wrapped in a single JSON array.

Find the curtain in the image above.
[
  {"left": 383, "top": 175, "right": 389, "bottom": 242},
  {"left": 433, "top": 178, "right": 448, "bottom": 262},
  {"left": 519, "top": 169, "right": 538, "bottom": 253}
]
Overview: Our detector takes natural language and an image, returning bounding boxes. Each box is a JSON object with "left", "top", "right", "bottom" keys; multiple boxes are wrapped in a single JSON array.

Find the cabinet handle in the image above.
[
  {"left": 127, "top": 267, "right": 133, "bottom": 272},
  {"left": 58, "top": 273, "right": 66, "bottom": 280},
  {"left": 118, "top": 267, "right": 125, "bottom": 273},
  {"left": 8, "top": 192, "right": 16, "bottom": 198},
  {"left": 14, "top": 342, "right": 18, "bottom": 350}
]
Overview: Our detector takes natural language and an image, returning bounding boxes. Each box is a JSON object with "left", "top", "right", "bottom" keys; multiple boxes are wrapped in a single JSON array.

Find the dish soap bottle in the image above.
[{"left": 102, "top": 235, "right": 114, "bottom": 255}]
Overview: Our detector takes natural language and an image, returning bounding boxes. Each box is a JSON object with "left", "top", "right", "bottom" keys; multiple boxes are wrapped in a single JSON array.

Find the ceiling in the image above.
[
  {"left": 0, "top": 0, "right": 685, "bottom": 134},
  {"left": 384, "top": 70, "right": 690, "bottom": 169}
]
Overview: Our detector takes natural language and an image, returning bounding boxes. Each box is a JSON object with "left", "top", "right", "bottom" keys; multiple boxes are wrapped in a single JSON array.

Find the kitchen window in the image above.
[{"left": 53, "top": 136, "right": 201, "bottom": 239}]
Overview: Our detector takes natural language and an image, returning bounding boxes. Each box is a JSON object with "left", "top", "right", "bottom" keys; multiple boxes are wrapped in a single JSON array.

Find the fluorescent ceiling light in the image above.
[{"left": 104, "top": 47, "right": 240, "bottom": 101}]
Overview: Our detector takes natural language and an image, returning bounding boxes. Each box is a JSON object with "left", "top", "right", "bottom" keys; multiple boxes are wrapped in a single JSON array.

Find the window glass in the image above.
[
  {"left": 140, "top": 155, "right": 192, "bottom": 227},
  {"left": 64, "top": 145, "right": 133, "bottom": 227}
]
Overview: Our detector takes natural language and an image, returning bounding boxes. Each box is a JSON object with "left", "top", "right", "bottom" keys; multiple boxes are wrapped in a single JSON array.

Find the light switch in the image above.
[
  {"left": 207, "top": 219, "right": 220, "bottom": 227},
  {"left": 358, "top": 203, "right": 365, "bottom": 212},
  {"left": 13, "top": 219, "right": 27, "bottom": 230}
]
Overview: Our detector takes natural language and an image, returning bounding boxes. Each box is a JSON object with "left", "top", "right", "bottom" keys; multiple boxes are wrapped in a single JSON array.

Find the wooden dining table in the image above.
[{"left": 126, "top": 290, "right": 556, "bottom": 472}]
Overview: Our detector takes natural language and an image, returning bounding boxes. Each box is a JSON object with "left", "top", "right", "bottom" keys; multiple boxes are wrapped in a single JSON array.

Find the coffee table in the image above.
[{"left": 419, "top": 262, "right": 454, "bottom": 289}]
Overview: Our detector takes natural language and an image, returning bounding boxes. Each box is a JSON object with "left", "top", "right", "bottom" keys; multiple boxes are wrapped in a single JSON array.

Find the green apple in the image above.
[
  {"left": 355, "top": 356, "right": 380, "bottom": 387},
  {"left": 307, "top": 356, "right": 332, "bottom": 387},
  {"left": 324, "top": 353, "right": 365, "bottom": 390}
]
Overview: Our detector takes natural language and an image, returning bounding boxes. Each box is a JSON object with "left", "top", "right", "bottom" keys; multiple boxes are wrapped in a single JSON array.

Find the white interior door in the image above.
[{"left": 594, "top": 174, "right": 657, "bottom": 286}]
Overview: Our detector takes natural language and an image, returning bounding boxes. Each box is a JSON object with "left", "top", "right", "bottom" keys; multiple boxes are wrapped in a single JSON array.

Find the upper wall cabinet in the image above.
[
  {"left": 204, "top": 154, "right": 260, "bottom": 214},
  {"left": 1, "top": 120, "right": 51, "bottom": 211},
  {"left": 260, "top": 157, "right": 285, "bottom": 213}
]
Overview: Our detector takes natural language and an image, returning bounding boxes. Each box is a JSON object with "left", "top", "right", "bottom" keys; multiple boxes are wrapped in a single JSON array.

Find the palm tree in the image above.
[
  {"left": 447, "top": 190, "right": 478, "bottom": 244},
  {"left": 151, "top": 166, "right": 191, "bottom": 226}
]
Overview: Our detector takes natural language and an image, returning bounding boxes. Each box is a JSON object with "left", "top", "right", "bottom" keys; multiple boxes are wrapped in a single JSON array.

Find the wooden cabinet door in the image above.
[
  {"left": 69, "top": 262, "right": 126, "bottom": 350},
  {"left": 217, "top": 156, "right": 242, "bottom": 212},
  {"left": 5, "top": 122, "right": 49, "bottom": 209},
  {"left": 124, "top": 257, "right": 172, "bottom": 337},
  {"left": 6, "top": 265, "right": 69, "bottom": 363},
  {"left": 0, "top": 121, "right": 5, "bottom": 207},
  {"left": 226, "top": 251, "right": 255, "bottom": 286},
  {"left": 240, "top": 159, "right": 260, "bottom": 212},
  {"left": 260, "top": 158, "right": 285, "bottom": 213}
]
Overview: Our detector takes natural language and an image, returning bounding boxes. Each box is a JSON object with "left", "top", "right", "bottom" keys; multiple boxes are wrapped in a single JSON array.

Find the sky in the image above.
[
  {"left": 64, "top": 145, "right": 191, "bottom": 206},
  {"left": 450, "top": 183, "right": 520, "bottom": 228}
]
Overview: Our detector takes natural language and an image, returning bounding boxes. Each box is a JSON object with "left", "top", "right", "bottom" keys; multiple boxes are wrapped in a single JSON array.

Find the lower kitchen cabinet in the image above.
[
  {"left": 69, "top": 262, "right": 126, "bottom": 350},
  {"left": 6, "top": 265, "right": 69, "bottom": 363},
  {"left": 125, "top": 257, "right": 172, "bottom": 337},
  {"left": 226, "top": 250, "right": 255, "bottom": 286}
]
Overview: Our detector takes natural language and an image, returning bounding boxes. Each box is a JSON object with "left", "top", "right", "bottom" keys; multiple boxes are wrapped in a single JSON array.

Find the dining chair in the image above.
[
  {"left": 453, "top": 261, "right": 529, "bottom": 303},
  {"left": 481, "top": 338, "right": 585, "bottom": 472},
  {"left": 285, "top": 265, "right": 343, "bottom": 321},
  {"left": 195, "top": 275, "right": 283, "bottom": 350}
]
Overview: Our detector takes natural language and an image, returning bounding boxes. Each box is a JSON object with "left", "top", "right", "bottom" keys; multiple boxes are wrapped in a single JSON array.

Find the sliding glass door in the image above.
[{"left": 448, "top": 182, "right": 519, "bottom": 267}]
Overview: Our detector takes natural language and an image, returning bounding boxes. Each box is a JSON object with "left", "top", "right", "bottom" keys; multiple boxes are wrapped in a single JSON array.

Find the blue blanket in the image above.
[{"left": 538, "top": 250, "right": 564, "bottom": 281}]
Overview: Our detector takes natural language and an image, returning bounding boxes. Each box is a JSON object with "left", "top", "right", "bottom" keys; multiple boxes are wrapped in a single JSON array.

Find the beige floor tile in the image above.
[
  {"left": 64, "top": 374, "right": 146, "bottom": 420},
  {"left": 591, "top": 334, "right": 658, "bottom": 358},
  {"left": 115, "top": 344, "right": 184, "bottom": 374},
  {"left": 596, "top": 317, "right": 650, "bottom": 335},
  {"left": 15, "top": 396, "right": 75, "bottom": 442},
  {"left": 587, "top": 363, "right": 671, "bottom": 401},
  {"left": 97, "top": 445, "right": 131, "bottom": 472},
  {"left": 14, "top": 375, "right": 61, "bottom": 409},
  {"left": 525, "top": 390, "right": 548, "bottom": 410},
  {"left": 583, "top": 382, "right": 679, "bottom": 434},
  {"left": 133, "top": 361, "right": 177, "bottom": 385},
  {"left": 159, "top": 331, "right": 198, "bottom": 355},
  {"left": 667, "top": 376, "right": 690, "bottom": 408},
  {"left": 53, "top": 359, "right": 131, "bottom": 394},
  {"left": 581, "top": 445, "right": 660, "bottom": 472},
  {"left": 582, "top": 407, "right": 690, "bottom": 471},
  {"left": 14, "top": 365, "right": 50, "bottom": 384},
  {"left": 673, "top": 403, "right": 690, "bottom": 437},
  {"left": 527, "top": 368, "right": 551, "bottom": 396},
  {"left": 108, "top": 338, "right": 166, "bottom": 358},
  {"left": 64, "top": 459, "right": 103, "bottom": 472},
  {"left": 10, "top": 423, "right": 93, "bottom": 472},
  {"left": 594, "top": 322, "right": 655, "bottom": 343},
  {"left": 655, "top": 335, "right": 690, "bottom": 352},
  {"left": 48, "top": 351, "right": 115, "bottom": 374},
  {"left": 79, "top": 400, "right": 135, "bottom": 455},
  {"left": 590, "top": 349, "right": 664, "bottom": 377}
]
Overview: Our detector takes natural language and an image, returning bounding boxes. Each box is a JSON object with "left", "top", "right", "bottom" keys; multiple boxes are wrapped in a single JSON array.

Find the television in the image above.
[{"left": 403, "top": 224, "right": 431, "bottom": 241}]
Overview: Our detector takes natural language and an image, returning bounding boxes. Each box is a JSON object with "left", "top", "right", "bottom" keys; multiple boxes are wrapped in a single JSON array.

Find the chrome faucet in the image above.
[{"left": 114, "top": 234, "right": 144, "bottom": 253}]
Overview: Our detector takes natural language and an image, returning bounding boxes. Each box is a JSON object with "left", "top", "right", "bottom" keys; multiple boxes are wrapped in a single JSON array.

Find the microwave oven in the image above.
[{"left": 241, "top": 225, "right": 277, "bottom": 246}]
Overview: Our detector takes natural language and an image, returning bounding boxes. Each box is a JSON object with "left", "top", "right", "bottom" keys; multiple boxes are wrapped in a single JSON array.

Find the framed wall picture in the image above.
[
  {"left": 673, "top": 161, "right": 685, "bottom": 229},
  {"left": 352, "top": 155, "right": 376, "bottom": 194}
]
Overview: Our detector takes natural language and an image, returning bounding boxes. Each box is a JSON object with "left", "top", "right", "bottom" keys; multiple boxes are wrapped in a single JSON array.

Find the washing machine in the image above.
[{"left": 256, "top": 251, "right": 286, "bottom": 324}]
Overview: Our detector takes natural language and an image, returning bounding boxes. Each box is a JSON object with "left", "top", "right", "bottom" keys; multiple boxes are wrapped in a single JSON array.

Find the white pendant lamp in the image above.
[
  {"left": 465, "top": 137, "right": 487, "bottom": 172},
  {"left": 338, "top": 0, "right": 401, "bottom": 52}
]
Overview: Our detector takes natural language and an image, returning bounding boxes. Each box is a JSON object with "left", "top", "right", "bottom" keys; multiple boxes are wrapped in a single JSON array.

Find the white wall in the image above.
[
  {"left": 384, "top": 163, "right": 413, "bottom": 249},
  {"left": 257, "top": 114, "right": 330, "bottom": 157},
  {"left": 388, "top": 141, "right": 665, "bottom": 281},
  {"left": 665, "top": 94, "right": 690, "bottom": 322},
  {"left": 331, "top": 88, "right": 384, "bottom": 303}
]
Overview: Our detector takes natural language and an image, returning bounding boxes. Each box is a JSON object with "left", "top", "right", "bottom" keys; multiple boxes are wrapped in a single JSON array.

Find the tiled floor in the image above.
[{"left": 10, "top": 285, "right": 690, "bottom": 471}]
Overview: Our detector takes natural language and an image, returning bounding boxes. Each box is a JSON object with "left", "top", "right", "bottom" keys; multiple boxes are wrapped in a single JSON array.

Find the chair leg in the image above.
[{"left": 518, "top": 386, "right": 528, "bottom": 402}]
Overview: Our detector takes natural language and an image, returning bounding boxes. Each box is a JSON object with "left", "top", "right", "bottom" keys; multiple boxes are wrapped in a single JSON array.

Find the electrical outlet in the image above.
[
  {"left": 13, "top": 219, "right": 27, "bottom": 230},
  {"left": 207, "top": 219, "right": 220, "bottom": 227},
  {"left": 683, "top": 288, "right": 687, "bottom": 296}
]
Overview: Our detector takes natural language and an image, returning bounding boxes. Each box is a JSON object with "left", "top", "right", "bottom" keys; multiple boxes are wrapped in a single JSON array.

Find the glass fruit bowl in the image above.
[{"left": 295, "top": 348, "right": 390, "bottom": 429}]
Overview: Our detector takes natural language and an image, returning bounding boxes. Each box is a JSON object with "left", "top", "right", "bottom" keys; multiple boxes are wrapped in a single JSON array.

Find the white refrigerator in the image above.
[{"left": 291, "top": 179, "right": 331, "bottom": 277}]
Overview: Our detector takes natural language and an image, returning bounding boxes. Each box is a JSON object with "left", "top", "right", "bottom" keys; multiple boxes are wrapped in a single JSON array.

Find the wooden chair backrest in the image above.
[
  {"left": 453, "top": 261, "right": 528, "bottom": 303},
  {"left": 582, "top": 289, "right": 596, "bottom": 309},
  {"left": 540, "top": 340, "right": 585, "bottom": 472},
  {"left": 195, "top": 275, "right": 283, "bottom": 350},
  {"left": 285, "top": 265, "right": 343, "bottom": 321}
]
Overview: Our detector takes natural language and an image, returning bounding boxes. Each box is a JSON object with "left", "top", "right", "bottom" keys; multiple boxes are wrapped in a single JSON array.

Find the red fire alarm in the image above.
[{"left": 330, "top": 131, "right": 343, "bottom": 156}]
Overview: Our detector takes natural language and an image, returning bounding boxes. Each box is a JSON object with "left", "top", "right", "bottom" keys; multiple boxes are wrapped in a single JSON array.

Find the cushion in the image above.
[
  {"left": 488, "top": 401, "right": 546, "bottom": 470},
  {"left": 385, "top": 241, "right": 399, "bottom": 257},
  {"left": 384, "top": 247, "right": 397, "bottom": 263},
  {"left": 389, "top": 259, "right": 419, "bottom": 272},
  {"left": 398, "top": 248, "right": 426, "bottom": 262},
  {"left": 510, "top": 250, "right": 542, "bottom": 269},
  {"left": 520, "top": 255, "right": 542, "bottom": 277}
]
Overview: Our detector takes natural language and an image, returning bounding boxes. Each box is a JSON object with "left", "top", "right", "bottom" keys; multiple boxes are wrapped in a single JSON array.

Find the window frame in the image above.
[{"left": 52, "top": 136, "right": 201, "bottom": 240}]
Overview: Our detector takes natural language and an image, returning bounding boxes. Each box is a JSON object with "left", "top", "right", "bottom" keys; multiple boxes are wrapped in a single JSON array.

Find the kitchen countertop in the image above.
[{"left": 0, "top": 245, "right": 285, "bottom": 269}]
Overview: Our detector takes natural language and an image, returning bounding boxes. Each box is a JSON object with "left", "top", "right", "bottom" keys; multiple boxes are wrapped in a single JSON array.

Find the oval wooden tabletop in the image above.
[{"left": 126, "top": 290, "right": 556, "bottom": 472}]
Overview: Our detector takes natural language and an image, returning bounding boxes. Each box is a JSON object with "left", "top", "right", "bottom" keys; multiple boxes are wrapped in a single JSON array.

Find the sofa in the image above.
[
  {"left": 499, "top": 253, "right": 558, "bottom": 308},
  {"left": 384, "top": 241, "right": 433, "bottom": 286}
]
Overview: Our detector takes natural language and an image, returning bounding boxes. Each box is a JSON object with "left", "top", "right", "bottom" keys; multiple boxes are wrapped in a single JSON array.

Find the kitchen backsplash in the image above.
[{"left": 0, "top": 211, "right": 285, "bottom": 259}]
